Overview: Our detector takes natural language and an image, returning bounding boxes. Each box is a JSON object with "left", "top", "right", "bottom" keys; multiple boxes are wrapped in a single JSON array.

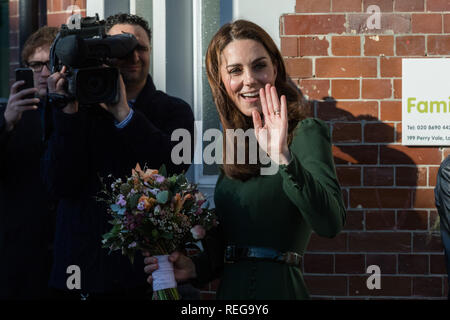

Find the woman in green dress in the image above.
[{"left": 144, "top": 20, "right": 346, "bottom": 299}]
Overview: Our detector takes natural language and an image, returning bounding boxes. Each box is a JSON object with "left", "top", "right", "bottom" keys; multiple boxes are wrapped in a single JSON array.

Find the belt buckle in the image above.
[
  {"left": 283, "top": 252, "right": 302, "bottom": 266},
  {"left": 224, "top": 245, "right": 236, "bottom": 264}
]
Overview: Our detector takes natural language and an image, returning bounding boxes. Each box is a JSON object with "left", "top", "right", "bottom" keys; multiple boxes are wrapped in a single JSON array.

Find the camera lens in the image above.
[{"left": 74, "top": 67, "right": 119, "bottom": 104}]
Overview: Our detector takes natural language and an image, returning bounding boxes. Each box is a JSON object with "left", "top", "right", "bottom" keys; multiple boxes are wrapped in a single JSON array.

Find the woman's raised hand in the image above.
[{"left": 252, "top": 83, "right": 291, "bottom": 165}]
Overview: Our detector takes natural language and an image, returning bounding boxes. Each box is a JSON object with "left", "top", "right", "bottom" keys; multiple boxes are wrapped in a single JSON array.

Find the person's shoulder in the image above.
[
  {"left": 438, "top": 155, "right": 450, "bottom": 179},
  {"left": 293, "top": 117, "right": 330, "bottom": 139},
  {"left": 154, "top": 90, "right": 191, "bottom": 109}
]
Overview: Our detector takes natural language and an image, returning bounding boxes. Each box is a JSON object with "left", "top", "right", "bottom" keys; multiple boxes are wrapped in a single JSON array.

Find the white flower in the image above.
[{"left": 190, "top": 225, "right": 206, "bottom": 240}]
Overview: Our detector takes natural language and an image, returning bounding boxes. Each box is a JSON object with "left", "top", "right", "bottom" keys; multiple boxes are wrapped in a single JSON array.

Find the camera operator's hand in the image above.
[
  {"left": 47, "top": 66, "right": 79, "bottom": 114},
  {"left": 99, "top": 73, "right": 130, "bottom": 122},
  {"left": 3, "top": 81, "right": 39, "bottom": 132}
]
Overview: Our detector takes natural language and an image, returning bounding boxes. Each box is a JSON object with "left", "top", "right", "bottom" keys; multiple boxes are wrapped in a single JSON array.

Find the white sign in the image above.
[{"left": 402, "top": 59, "right": 450, "bottom": 146}]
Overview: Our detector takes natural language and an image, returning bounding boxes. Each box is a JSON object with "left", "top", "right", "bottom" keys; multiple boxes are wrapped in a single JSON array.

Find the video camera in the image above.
[{"left": 49, "top": 15, "right": 138, "bottom": 105}]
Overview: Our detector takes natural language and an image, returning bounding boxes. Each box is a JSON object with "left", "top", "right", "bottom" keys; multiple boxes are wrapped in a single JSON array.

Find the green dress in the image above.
[{"left": 193, "top": 118, "right": 346, "bottom": 300}]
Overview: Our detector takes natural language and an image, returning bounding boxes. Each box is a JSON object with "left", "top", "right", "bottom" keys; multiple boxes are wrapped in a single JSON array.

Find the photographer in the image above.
[
  {"left": 0, "top": 26, "right": 59, "bottom": 299},
  {"left": 43, "top": 14, "right": 194, "bottom": 300}
]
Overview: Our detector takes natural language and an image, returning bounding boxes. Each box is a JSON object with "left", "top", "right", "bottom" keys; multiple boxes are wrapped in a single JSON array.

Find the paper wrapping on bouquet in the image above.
[{"left": 152, "top": 255, "right": 177, "bottom": 291}]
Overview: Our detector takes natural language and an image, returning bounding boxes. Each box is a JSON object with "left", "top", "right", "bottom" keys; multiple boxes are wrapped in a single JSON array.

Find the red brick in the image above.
[
  {"left": 299, "top": 80, "right": 330, "bottom": 100},
  {"left": 281, "top": 37, "right": 298, "bottom": 57},
  {"left": 285, "top": 58, "right": 313, "bottom": 78},
  {"left": 336, "top": 167, "right": 361, "bottom": 186},
  {"left": 380, "top": 57, "right": 402, "bottom": 77},
  {"left": 367, "top": 254, "right": 397, "bottom": 273},
  {"left": 332, "top": 122, "right": 362, "bottom": 143},
  {"left": 363, "top": 0, "right": 394, "bottom": 12},
  {"left": 10, "top": 16, "right": 18, "bottom": 31},
  {"left": 335, "top": 254, "right": 365, "bottom": 274},
  {"left": 9, "top": 0, "right": 18, "bottom": 16},
  {"left": 47, "top": 12, "right": 73, "bottom": 27},
  {"left": 395, "top": 0, "right": 425, "bottom": 11},
  {"left": 350, "top": 275, "right": 412, "bottom": 296},
  {"left": 395, "top": 123, "right": 402, "bottom": 143},
  {"left": 365, "top": 210, "right": 396, "bottom": 230},
  {"left": 304, "top": 253, "right": 334, "bottom": 273},
  {"left": 306, "top": 232, "right": 348, "bottom": 252},
  {"left": 332, "top": 80, "right": 360, "bottom": 99},
  {"left": 412, "top": 14, "right": 442, "bottom": 33},
  {"left": 316, "top": 58, "right": 377, "bottom": 78},
  {"left": 363, "top": 167, "right": 394, "bottom": 186},
  {"left": 332, "top": 0, "right": 362, "bottom": 12},
  {"left": 428, "top": 35, "right": 450, "bottom": 55},
  {"left": 52, "top": 0, "right": 62, "bottom": 12},
  {"left": 333, "top": 145, "right": 378, "bottom": 165},
  {"left": 347, "top": 13, "right": 411, "bottom": 34},
  {"left": 413, "top": 232, "right": 445, "bottom": 252},
  {"left": 444, "top": 14, "right": 450, "bottom": 33},
  {"left": 349, "top": 232, "right": 412, "bottom": 252},
  {"left": 298, "top": 36, "right": 329, "bottom": 56},
  {"left": 362, "top": 79, "right": 392, "bottom": 99},
  {"left": 317, "top": 100, "right": 379, "bottom": 121},
  {"left": 9, "top": 32, "right": 18, "bottom": 48},
  {"left": 430, "top": 254, "right": 448, "bottom": 274},
  {"left": 396, "top": 166, "right": 427, "bottom": 186},
  {"left": 284, "top": 15, "right": 346, "bottom": 35},
  {"left": 332, "top": 36, "right": 361, "bottom": 56},
  {"left": 394, "top": 79, "right": 402, "bottom": 99},
  {"left": 413, "top": 277, "right": 443, "bottom": 297},
  {"left": 364, "top": 122, "right": 395, "bottom": 143},
  {"left": 350, "top": 188, "right": 412, "bottom": 209},
  {"left": 396, "top": 36, "right": 426, "bottom": 56},
  {"left": 397, "top": 210, "right": 429, "bottom": 230},
  {"left": 295, "top": 0, "right": 331, "bottom": 12},
  {"left": 413, "top": 188, "right": 436, "bottom": 208},
  {"left": 364, "top": 35, "right": 394, "bottom": 56},
  {"left": 380, "top": 145, "right": 442, "bottom": 165},
  {"left": 303, "top": 275, "right": 347, "bottom": 296},
  {"left": 429, "top": 166, "right": 440, "bottom": 187},
  {"left": 62, "top": 0, "right": 86, "bottom": 11},
  {"left": 380, "top": 101, "right": 401, "bottom": 121},
  {"left": 427, "top": 0, "right": 450, "bottom": 11},
  {"left": 396, "top": 256, "right": 427, "bottom": 275},
  {"left": 343, "top": 210, "right": 364, "bottom": 230}
]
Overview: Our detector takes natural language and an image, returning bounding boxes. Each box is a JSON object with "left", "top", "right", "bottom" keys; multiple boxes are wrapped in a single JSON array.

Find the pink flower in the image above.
[{"left": 190, "top": 225, "right": 206, "bottom": 240}]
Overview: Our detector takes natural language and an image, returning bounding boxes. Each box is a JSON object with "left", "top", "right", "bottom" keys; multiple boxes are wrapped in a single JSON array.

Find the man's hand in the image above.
[
  {"left": 4, "top": 81, "right": 39, "bottom": 132},
  {"left": 47, "top": 66, "right": 78, "bottom": 114},
  {"left": 99, "top": 73, "right": 131, "bottom": 122}
]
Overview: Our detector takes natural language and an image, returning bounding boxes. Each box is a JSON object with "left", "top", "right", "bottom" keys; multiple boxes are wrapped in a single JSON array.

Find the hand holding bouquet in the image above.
[{"left": 100, "top": 164, "right": 217, "bottom": 300}]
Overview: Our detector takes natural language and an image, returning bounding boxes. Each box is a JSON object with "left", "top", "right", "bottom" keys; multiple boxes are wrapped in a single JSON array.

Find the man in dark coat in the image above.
[
  {"left": 435, "top": 155, "right": 450, "bottom": 300},
  {"left": 43, "top": 14, "right": 195, "bottom": 300},
  {"left": 0, "top": 26, "right": 59, "bottom": 299}
]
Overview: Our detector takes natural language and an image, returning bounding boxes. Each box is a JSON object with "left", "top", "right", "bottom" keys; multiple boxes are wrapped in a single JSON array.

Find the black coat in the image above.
[
  {"left": 42, "top": 75, "right": 195, "bottom": 293},
  {"left": 0, "top": 101, "right": 56, "bottom": 299},
  {"left": 435, "top": 155, "right": 450, "bottom": 233}
]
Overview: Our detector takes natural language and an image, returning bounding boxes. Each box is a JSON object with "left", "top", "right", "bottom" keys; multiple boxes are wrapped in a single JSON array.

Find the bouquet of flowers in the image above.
[{"left": 100, "top": 164, "right": 217, "bottom": 300}]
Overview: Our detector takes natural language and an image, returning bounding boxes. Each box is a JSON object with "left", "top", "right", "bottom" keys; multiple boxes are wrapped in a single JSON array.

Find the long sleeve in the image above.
[
  {"left": 115, "top": 99, "right": 194, "bottom": 175},
  {"left": 41, "top": 108, "right": 90, "bottom": 198},
  {"left": 0, "top": 104, "right": 11, "bottom": 176},
  {"left": 278, "top": 118, "right": 346, "bottom": 238}
]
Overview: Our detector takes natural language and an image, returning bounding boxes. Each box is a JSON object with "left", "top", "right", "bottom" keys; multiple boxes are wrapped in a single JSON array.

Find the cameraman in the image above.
[
  {"left": 43, "top": 14, "right": 194, "bottom": 300},
  {"left": 0, "top": 26, "right": 59, "bottom": 299}
]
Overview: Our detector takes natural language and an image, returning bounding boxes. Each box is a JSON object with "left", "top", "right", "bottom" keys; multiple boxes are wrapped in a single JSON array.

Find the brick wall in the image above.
[
  {"left": 8, "top": 0, "right": 86, "bottom": 84},
  {"left": 276, "top": 0, "right": 450, "bottom": 299}
]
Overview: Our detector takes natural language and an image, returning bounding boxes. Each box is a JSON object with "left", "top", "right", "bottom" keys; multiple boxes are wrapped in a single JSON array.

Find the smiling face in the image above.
[
  {"left": 220, "top": 39, "right": 277, "bottom": 117},
  {"left": 107, "top": 23, "right": 150, "bottom": 86},
  {"left": 27, "top": 46, "right": 50, "bottom": 98}
]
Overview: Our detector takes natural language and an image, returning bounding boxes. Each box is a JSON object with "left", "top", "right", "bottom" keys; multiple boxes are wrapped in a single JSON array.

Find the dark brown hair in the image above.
[
  {"left": 21, "top": 26, "right": 59, "bottom": 64},
  {"left": 205, "top": 19, "right": 310, "bottom": 181}
]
